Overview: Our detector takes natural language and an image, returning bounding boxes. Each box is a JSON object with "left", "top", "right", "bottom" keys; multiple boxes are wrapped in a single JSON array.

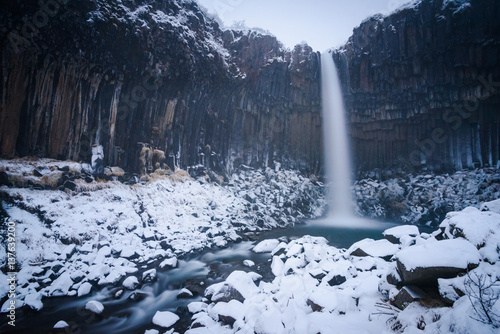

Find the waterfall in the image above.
[{"left": 320, "top": 51, "right": 354, "bottom": 218}]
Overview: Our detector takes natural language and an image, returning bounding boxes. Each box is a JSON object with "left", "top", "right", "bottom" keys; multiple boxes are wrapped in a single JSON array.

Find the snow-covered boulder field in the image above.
[
  {"left": 188, "top": 201, "right": 500, "bottom": 334},
  {"left": 355, "top": 168, "right": 500, "bottom": 225},
  {"left": 0, "top": 158, "right": 323, "bottom": 312}
]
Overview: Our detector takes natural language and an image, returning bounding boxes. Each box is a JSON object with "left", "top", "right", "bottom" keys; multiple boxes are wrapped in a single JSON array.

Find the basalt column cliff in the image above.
[
  {"left": 1, "top": 0, "right": 499, "bottom": 177},
  {"left": 0, "top": 0, "right": 321, "bottom": 176},
  {"left": 333, "top": 0, "right": 500, "bottom": 172}
]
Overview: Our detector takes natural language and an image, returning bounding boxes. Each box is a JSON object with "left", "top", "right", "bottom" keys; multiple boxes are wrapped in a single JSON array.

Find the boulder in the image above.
[
  {"left": 391, "top": 285, "right": 444, "bottom": 310},
  {"left": 152, "top": 311, "right": 179, "bottom": 328},
  {"left": 85, "top": 300, "right": 104, "bottom": 314},
  {"left": 348, "top": 238, "right": 399, "bottom": 259},
  {"left": 253, "top": 239, "right": 280, "bottom": 253},
  {"left": 383, "top": 225, "right": 419, "bottom": 244},
  {"left": 396, "top": 239, "right": 481, "bottom": 285},
  {"left": 177, "top": 288, "right": 194, "bottom": 299}
]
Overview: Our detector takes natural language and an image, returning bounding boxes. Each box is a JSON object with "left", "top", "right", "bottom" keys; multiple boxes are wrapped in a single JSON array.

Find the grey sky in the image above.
[{"left": 196, "top": 0, "right": 415, "bottom": 51}]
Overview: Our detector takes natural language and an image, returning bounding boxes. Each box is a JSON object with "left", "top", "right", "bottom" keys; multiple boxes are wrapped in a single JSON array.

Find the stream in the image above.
[{"left": 1, "top": 218, "right": 424, "bottom": 334}]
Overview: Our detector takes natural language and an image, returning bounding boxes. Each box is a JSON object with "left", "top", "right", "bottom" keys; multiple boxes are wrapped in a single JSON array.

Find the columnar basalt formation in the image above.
[
  {"left": 0, "top": 0, "right": 321, "bottom": 175},
  {"left": 1, "top": 0, "right": 499, "bottom": 175},
  {"left": 333, "top": 0, "right": 500, "bottom": 172}
]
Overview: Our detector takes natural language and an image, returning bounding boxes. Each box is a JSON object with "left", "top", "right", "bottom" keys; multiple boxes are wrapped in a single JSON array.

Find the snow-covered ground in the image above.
[
  {"left": 1, "top": 158, "right": 499, "bottom": 333},
  {"left": 188, "top": 200, "right": 500, "bottom": 334},
  {"left": 0, "top": 158, "right": 323, "bottom": 314},
  {"left": 354, "top": 168, "right": 500, "bottom": 225}
]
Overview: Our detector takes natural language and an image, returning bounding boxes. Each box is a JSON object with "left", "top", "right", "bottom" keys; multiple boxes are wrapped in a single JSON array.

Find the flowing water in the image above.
[
  {"left": 1, "top": 221, "right": 406, "bottom": 334},
  {"left": 320, "top": 51, "right": 354, "bottom": 218}
]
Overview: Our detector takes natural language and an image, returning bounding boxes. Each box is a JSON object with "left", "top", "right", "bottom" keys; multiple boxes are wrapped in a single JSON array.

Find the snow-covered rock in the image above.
[
  {"left": 123, "top": 276, "right": 139, "bottom": 290},
  {"left": 142, "top": 269, "right": 157, "bottom": 283},
  {"left": 24, "top": 292, "right": 43, "bottom": 311},
  {"left": 383, "top": 225, "right": 419, "bottom": 244},
  {"left": 152, "top": 311, "right": 179, "bottom": 328},
  {"left": 177, "top": 288, "right": 193, "bottom": 299},
  {"left": 243, "top": 259, "right": 255, "bottom": 267},
  {"left": 159, "top": 257, "right": 178, "bottom": 270},
  {"left": 46, "top": 272, "right": 74, "bottom": 296},
  {"left": 85, "top": 300, "right": 104, "bottom": 314},
  {"left": 77, "top": 282, "right": 93, "bottom": 297},
  {"left": 253, "top": 239, "right": 280, "bottom": 253},
  {"left": 348, "top": 238, "right": 399, "bottom": 258},
  {"left": 396, "top": 239, "right": 481, "bottom": 284},
  {"left": 53, "top": 320, "right": 69, "bottom": 329}
]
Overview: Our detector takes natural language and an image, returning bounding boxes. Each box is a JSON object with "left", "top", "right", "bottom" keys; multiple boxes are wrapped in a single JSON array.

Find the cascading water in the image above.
[
  {"left": 320, "top": 51, "right": 354, "bottom": 219},
  {"left": 311, "top": 51, "right": 393, "bottom": 230}
]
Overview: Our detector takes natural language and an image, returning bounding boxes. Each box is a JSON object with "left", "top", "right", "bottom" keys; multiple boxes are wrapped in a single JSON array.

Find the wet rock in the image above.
[
  {"left": 142, "top": 269, "right": 157, "bottom": 283},
  {"left": 182, "top": 278, "right": 206, "bottom": 296},
  {"left": 128, "top": 292, "right": 148, "bottom": 302},
  {"left": 177, "top": 288, "right": 194, "bottom": 299}
]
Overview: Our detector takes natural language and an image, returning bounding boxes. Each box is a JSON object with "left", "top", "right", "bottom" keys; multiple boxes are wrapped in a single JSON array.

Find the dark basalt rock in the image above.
[
  {"left": 206, "top": 284, "right": 245, "bottom": 303},
  {"left": 0, "top": 0, "right": 498, "bottom": 175},
  {"left": 0, "top": 0, "right": 321, "bottom": 175},
  {"left": 333, "top": 0, "right": 500, "bottom": 172},
  {"left": 0, "top": 172, "right": 11, "bottom": 186},
  {"left": 327, "top": 275, "right": 347, "bottom": 286},
  {"left": 396, "top": 260, "right": 479, "bottom": 286}
]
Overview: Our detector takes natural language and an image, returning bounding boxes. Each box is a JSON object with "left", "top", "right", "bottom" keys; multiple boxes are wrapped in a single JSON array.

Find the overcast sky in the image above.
[{"left": 196, "top": 0, "right": 414, "bottom": 51}]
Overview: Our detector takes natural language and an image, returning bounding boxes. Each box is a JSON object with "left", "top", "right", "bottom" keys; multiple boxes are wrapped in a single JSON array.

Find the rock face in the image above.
[
  {"left": 333, "top": 0, "right": 500, "bottom": 171},
  {"left": 1, "top": 0, "right": 499, "bottom": 174},
  {"left": 0, "top": 0, "right": 321, "bottom": 175}
]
